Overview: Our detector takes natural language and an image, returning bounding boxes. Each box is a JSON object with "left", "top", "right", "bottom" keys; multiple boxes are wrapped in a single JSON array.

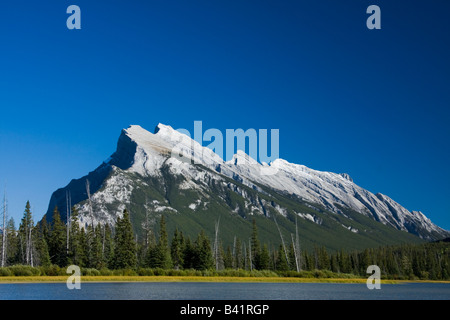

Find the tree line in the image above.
[{"left": 1, "top": 201, "right": 449, "bottom": 280}]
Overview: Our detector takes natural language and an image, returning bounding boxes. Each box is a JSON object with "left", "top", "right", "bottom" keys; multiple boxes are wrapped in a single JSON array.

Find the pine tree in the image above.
[
  {"left": 338, "top": 249, "right": 351, "bottom": 274},
  {"left": 330, "top": 254, "right": 339, "bottom": 273},
  {"left": 91, "top": 225, "right": 104, "bottom": 269},
  {"left": 38, "top": 215, "right": 51, "bottom": 254},
  {"left": 304, "top": 250, "right": 314, "bottom": 271},
  {"left": 318, "top": 246, "right": 330, "bottom": 270},
  {"left": 250, "top": 219, "right": 261, "bottom": 270},
  {"left": 401, "top": 253, "right": 412, "bottom": 278},
  {"left": 223, "top": 245, "right": 233, "bottom": 269},
  {"left": 271, "top": 245, "right": 278, "bottom": 271},
  {"left": 103, "top": 224, "right": 114, "bottom": 268},
  {"left": 360, "top": 248, "right": 371, "bottom": 274},
  {"left": 18, "top": 201, "right": 35, "bottom": 266},
  {"left": 216, "top": 241, "right": 225, "bottom": 270},
  {"left": 233, "top": 237, "right": 243, "bottom": 269},
  {"left": 276, "top": 244, "right": 289, "bottom": 271},
  {"left": 78, "top": 227, "right": 88, "bottom": 268},
  {"left": 149, "top": 215, "right": 172, "bottom": 269},
  {"left": 6, "top": 218, "right": 19, "bottom": 265},
  {"left": 49, "top": 206, "right": 67, "bottom": 267},
  {"left": 112, "top": 209, "right": 137, "bottom": 269},
  {"left": 194, "top": 230, "right": 214, "bottom": 270},
  {"left": 171, "top": 228, "right": 184, "bottom": 270},
  {"left": 259, "top": 244, "right": 271, "bottom": 270},
  {"left": 85, "top": 224, "right": 94, "bottom": 268},
  {"left": 35, "top": 223, "right": 50, "bottom": 267},
  {"left": 182, "top": 237, "right": 195, "bottom": 269},
  {"left": 68, "top": 206, "right": 83, "bottom": 266}
]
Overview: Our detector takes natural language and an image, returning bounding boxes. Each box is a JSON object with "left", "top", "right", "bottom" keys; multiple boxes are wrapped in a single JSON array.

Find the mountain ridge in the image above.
[{"left": 45, "top": 124, "right": 449, "bottom": 250}]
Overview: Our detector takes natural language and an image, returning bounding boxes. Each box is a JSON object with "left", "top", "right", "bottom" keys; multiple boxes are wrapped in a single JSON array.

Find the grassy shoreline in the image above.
[
  {"left": 1, "top": 275, "right": 449, "bottom": 284},
  {"left": 2, "top": 266, "right": 449, "bottom": 284}
]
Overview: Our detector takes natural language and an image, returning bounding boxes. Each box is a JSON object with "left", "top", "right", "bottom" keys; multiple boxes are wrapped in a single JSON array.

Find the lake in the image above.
[{"left": 0, "top": 282, "right": 449, "bottom": 300}]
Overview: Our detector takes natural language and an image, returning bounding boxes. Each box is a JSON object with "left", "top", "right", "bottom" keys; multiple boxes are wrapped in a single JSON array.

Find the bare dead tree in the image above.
[
  {"left": 142, "top": 197, "right": 152, "bottom": 250},
  {"left": 85, "top": 179, "right": 94, "bottom": 226},
  {"left": 28, "top": 226, "right": 34, "bottom": 267},
  {"left": 232, "top": 236, "right": 236, "bottom": 269},
  {"left": 1, "top": 190, "right": 7, "bottom": 267},
  {"left": 291, "top": 234, "right": 299, "bottom": 272},
  {"left": 274, "top": 215, "right": 290, "bottom": 266},
  {"left": 214, "top": 217, "right": 220, "bottom": 270},
  {"left": 243, "top": 242, "right": 247, "bottom": 270},
  {"left": 248, "top": 238, "right": 252, "bottom": 271},
  {"left": 295, "top": 216, "right": 301, "bottom": 271},
  {"left": 66, "top": 191, "right": 71, "bottom": 255}
]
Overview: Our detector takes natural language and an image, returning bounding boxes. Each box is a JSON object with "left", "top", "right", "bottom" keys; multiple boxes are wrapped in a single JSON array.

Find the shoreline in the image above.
[{"left": 0, "top": 276, "right": 449, "bottom": 284}]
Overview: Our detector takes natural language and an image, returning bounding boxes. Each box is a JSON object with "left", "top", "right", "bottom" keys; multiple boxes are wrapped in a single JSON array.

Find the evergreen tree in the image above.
[
  {"left": 112, "top": 209, "right": 137, "bottom": 269},
  {"left": 244, "top": 242, "right": 251, "bottom": 270},
  {"left": 338, "top": 249, "right": 351, "bottom": 274},
  {"left": 68, "top": 206, "right": 83, "bottom": 266},
  {"left": 288, "top": 243, "right": 297, "bottom": 271},
  {"left": 194, "top": 230, "right": 214, "bottom": 270},
  {"left": 136, "top": 240, "right": 147, "bottom": 268},
  {"left": 233, "top": 237, "right": 243, "bottom": 269},
  {"left": 49, "top": 206, "right": 67, "bottom": 267},
  {"left": 250, "top": 219, "right": 261, "bottom": 269},
  {"left": 259, "top": 244, "right": 271, "bottom": 270},
  {"left": 78, "top": 227, "right": 88, "bottom": 268},
  {"left": 306, "top": 250, "right": 316, "bottom": 271},
  {"left": 103, "top": 224, "right": 114, "bottom": 268},
  {"left": 275, "top": 244, "right": 289, "bottom": 271},
  {"left": 6, "top": 218, "right": 19, "bottom": 266},
  {"left": 317, "top": 246, "right": 330, "bottom": 270},
  {"left": 149, "top": 215, "right": 172, "bottom": 269},
  {"left": 360, "top": 248, "right": 371, "bottom": 274},
  {"left": 18, "top": 201, "right": 36, "bottom": 266},
  {"left": 85, "top": 224, "right": 94, "bottom": 268},
  {"left": 35, "top": 225, "right": 50, "bottom": 267},
  {"left": 223, "top": 245, "right": 233, "bottom": 269},
  {"left": 216, "top": 241, "right": 225, "bottom": 270},
  {"left": 171, "top": 228, "right": 184, "bottom": 270},
  {"left": 330, "top": 254, "right": 339, "bottom": 273},
  {"left": 91, "top": 225, "right": 104, "bottom": 269},
  {"left": 182, "top": 237, "right": 195, "bottom": 269},
  {"left": 401, "top": 253, "right": 413, "bottom": 278},
  {"left": 38, "top": 214, "right": 51, "bottom": 250}
]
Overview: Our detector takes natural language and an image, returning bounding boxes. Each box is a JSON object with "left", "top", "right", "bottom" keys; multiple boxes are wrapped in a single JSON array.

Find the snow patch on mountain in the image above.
[{"left": 56, "top": 124, "right": 448, "bottom": 241}]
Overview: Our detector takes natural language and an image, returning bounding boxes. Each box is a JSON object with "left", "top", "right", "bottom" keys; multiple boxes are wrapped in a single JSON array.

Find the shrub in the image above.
[
  {"left": 39, "top": 265, "right": 62, "bottom": 276},
  {"left": 152, "top": 268, "right": 165, "bottom": 276},
  {"left": 8, "top": 265, "right": 40, "bottom": 276},
  {"left": 183, "top": 269, "right": 198, "bottom": 276},
  {"left": 83, "top": 268, "right": 100, "bottom": 276},
  {"left": 201, "top": 269, "right": 218, "bottom": 277},
  {"left": 99, "top": 268, "right": 113, "bottom": 276},
  {"left": 137, "top": 268, "right": 154, "bottom": 276},
  {"left": 121, "top": 268, "right": 137, "bottom": 276},
  {"left": 253, "top": 270, "right": 278, "bottom": 278},
  {"left": 167, "top": 269, "right": 184, "bottom": 276},
  {"left": 0, "top": 268, "right": 12, "bottom": 277}
]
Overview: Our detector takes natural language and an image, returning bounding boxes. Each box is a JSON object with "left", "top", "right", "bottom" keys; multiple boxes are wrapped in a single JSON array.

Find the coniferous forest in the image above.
[{"left": 0, "top": 201, "right": 449, "bottom": 280}]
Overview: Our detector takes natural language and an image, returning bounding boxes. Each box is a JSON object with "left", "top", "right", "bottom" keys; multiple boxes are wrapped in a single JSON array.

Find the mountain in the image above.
[{"left": 45, "top": 124, "right": 449, "bottom": 251}]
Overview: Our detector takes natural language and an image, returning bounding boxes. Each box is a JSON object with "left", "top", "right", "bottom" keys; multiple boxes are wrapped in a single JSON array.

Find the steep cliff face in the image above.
[
  {"left": 109, "top": 129, "right": 139, "bottom": 171},
  {"left": 45, "top": 124, "right": 449, "bottom": 249}
]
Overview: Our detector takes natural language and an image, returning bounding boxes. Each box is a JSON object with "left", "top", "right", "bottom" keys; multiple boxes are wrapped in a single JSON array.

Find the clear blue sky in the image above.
[{"left": 0, "top": 0, "right": 449, "bottom": 231}]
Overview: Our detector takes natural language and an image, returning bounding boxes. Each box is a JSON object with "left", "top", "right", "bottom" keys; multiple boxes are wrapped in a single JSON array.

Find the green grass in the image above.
[
  {"left": 4, "top": 274, "right": 450, "bottom": 284},
  {"left": 0, "top": 275, "right": 390, "bottom": 284},
  {"left": 3, "top": 266, "right": 448, "bottom": 284}
]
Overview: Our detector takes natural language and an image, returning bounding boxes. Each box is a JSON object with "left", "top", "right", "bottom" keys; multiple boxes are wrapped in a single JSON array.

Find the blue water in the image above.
[{"left": 0, "top": 282, "right": 449, "bottom": 300}]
